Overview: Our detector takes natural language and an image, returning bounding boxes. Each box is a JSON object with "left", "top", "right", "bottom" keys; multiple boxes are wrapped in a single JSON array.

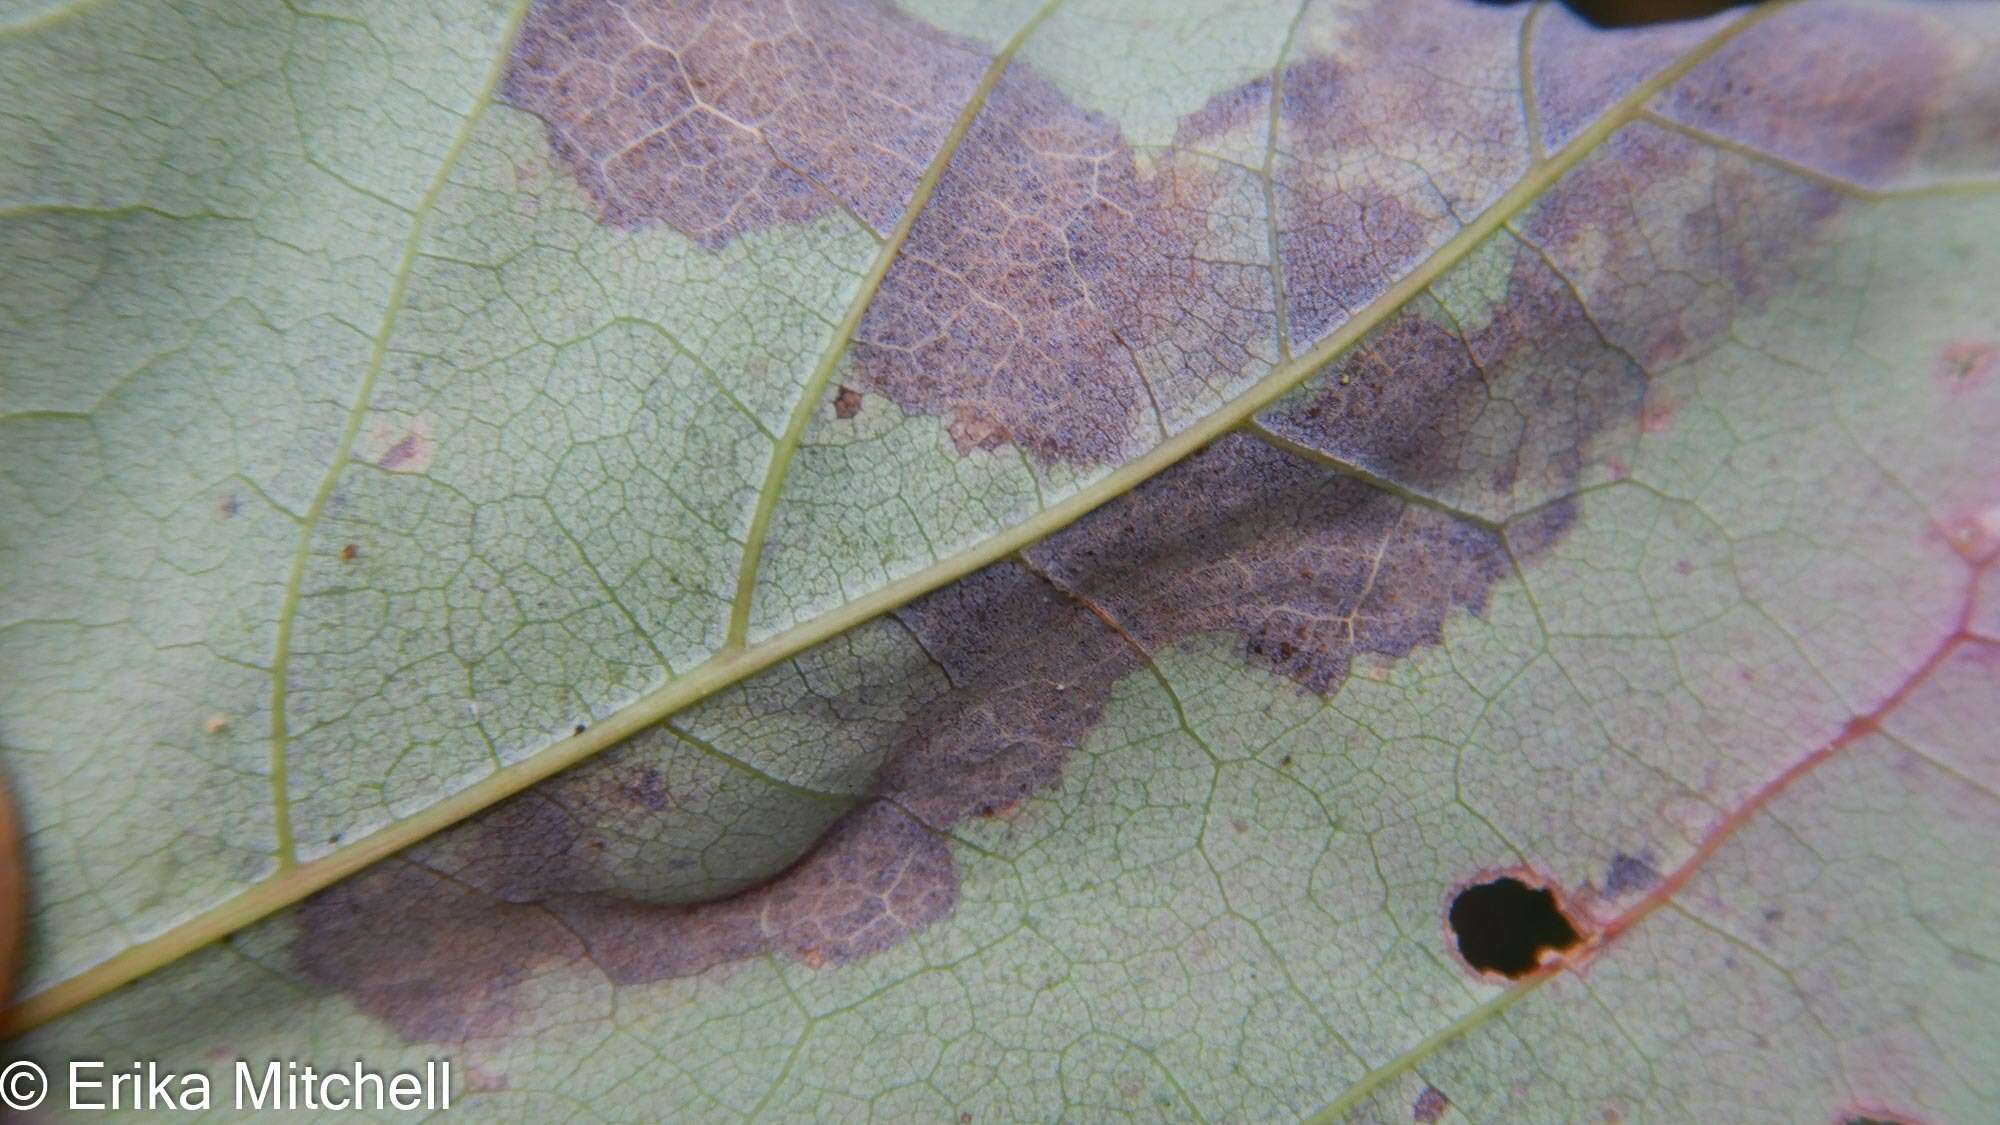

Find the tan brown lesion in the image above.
[{"left": 831, "top": 384, "right": 864, "bottom": 420}]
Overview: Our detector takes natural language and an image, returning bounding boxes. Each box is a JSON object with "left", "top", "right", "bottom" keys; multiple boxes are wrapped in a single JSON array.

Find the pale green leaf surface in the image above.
[{"left": 6, "top": 0, "right": 2000, "bottom": 1121}]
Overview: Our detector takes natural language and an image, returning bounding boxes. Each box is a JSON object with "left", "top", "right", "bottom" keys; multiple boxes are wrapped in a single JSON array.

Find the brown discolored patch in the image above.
[
  {"left": 844, "top": 65, "right": 1273, "bottom": 464},
  {"left": 298, "top": 19, "right": 1799, "bottom": 1038},
  {"left": 831, "top": 384, "right": 864, "bottom": 420},
  {"left": 339, "top": 543, "right": 359, "bottom": 563},
  {"left": 500, "top": 0, "right": 989, "bottom": 246},
  {"left": 1263, "top": 110, "right": 1852, "bottom": 516},
  {"left": 300, "top": 562, "right": 1124, "bottom": 1032},
  {"left": 1413, "top": 1084, "right": 1451, "bottom": 1124},
  {"left": 1657, "top": 1, "right": 1990, "bottom": 189},
  {"left": 842, "top": 0, "right": 1551, "bottom": 464}
]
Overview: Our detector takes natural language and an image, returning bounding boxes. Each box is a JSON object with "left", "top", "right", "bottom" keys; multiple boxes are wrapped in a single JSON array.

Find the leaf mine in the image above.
[
  {"left": 290, "top": 198, "right": 1706, "bottom": 1039},
  {"left": 285, "top": 0, "right": 1971, "bottom": 1038}
]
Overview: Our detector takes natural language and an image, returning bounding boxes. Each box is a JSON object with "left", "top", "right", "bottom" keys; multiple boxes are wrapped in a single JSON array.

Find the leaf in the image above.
[{"left": 5, "top": 0, "right": 1999, "bottom": 1120}]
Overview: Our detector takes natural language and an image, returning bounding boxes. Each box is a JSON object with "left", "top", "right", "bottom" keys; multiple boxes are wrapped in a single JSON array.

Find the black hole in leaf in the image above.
[
  {"left": 1475, "top": 0, "right": 1754, "bottom": 29},
  {"left": 1449, "top": 877, "right": 1581, "bottom": 977}
]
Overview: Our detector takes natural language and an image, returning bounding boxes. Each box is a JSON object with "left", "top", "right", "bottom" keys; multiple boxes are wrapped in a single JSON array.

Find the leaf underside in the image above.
[{"left": 3, "top": 0, "right": 1998, "bottom": 1119}]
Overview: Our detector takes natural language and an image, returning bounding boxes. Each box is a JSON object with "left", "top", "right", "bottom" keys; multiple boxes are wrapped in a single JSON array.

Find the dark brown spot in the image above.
[
  {"left": 1414, "top": 1084, "right": 1451, "bottom": 1124},
  {"left": 831, "top": 384, "right": 863, "bottom": 419},
  {"left": 1525, "top": 0, "right": 1747, "bottom": 30},
  {"left": 1448, "top": 875, "right": 1584, "bottom": 978},
  {"left": 501, "top": 0, "right": 989, "bottom": 245},
  {"left": 1842, "top": 1110, "right": 1921, "bottom": 1125},
  {"left": 340, "top": 543, "right": 359, "bottom": 563}
]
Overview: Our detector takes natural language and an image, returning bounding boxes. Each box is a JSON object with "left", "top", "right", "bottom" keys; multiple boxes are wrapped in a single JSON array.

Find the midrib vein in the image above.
[
  {"left": 724, "top": 0, "right": 1067, "bottom": 648},
  {"left": 1, "top": 3, "right": 1765, "bottom": 1038}
]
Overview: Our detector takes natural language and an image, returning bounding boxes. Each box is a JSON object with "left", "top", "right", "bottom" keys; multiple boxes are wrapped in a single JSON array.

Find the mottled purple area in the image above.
[
  {"left": 1658, "top": 0, "right": 1984, "bottom": 188},
  {"left": 1275, "top": 0, "right": 1531, "bottom": 348},
  {"left": 1519, "top": 120, "right": 1839, "bottom": 370},
  {"left": 1531, "top": 3, "right": 1735, "bottom": 153},
  {"left": 1602, "top": 851, "right": 1660, "bottom": 897},
  {"left": 298, "top": 423, "right": 1543, "bottom": 1041},
  {"left": 1263, "top": 243, "right": 1647, "bottom": 511},
  {"left": 845, "top": 65, "right": 1273, "bottom": 464},
  {"left": 501, "top": 0, "right": 988, "bottom": 244},
  {"left": 1028, "top": 435, "right": 1508, "bottom": 695}
]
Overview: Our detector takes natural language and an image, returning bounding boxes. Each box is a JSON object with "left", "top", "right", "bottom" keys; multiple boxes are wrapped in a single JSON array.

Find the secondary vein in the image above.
[{"left": 722, "top": 0, "right": 1068, "bottom": 649}]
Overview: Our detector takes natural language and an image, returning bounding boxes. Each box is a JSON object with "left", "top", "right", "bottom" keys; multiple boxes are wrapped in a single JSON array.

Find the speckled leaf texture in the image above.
[{"left": 3, "top": 0, "right": 1997, "bottom": 1120}]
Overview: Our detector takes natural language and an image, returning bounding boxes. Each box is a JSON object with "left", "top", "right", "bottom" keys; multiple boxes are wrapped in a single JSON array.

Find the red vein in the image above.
[
  {"left": 1589, "top": 547, "right": 1994, "bottom": 951},
  {"left": 1312, "top": 545, "right": 1996, "bottom": 1121}
]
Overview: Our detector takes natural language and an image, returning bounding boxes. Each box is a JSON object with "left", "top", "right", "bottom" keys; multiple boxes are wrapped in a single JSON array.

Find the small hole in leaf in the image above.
[{"left": 1448, "top": 876, "right": 1580, "bottom": 977}]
